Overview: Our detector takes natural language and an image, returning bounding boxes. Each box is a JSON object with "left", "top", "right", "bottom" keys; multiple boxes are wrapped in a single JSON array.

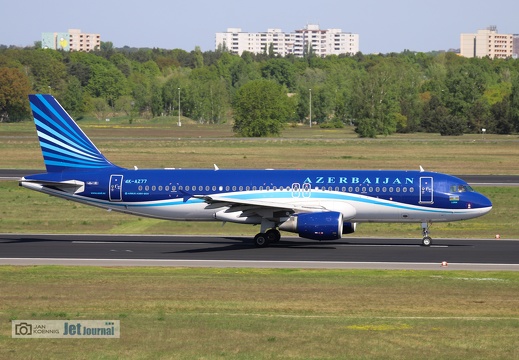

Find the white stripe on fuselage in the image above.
[{"left": 20, "top": 182, "right": 488, "bottom": 224}]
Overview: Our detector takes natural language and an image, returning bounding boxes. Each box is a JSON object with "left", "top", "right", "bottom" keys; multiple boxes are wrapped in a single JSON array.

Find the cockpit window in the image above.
[{"left": 450, "top": 184, "right": 474, "bottom": 193}]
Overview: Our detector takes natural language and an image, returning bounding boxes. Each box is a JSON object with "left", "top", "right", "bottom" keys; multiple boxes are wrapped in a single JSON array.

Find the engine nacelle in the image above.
[
  {"left": 342, "top": 222, "right": 357, "bottom": 235},
  {"left": 279, "top": 211, "right": 343, "bottom": 240}
]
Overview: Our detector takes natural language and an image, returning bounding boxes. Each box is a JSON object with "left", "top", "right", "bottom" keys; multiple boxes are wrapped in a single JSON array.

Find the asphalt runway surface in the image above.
[{"left": 1, "top": 234, "right": 518, "bottom": 270}]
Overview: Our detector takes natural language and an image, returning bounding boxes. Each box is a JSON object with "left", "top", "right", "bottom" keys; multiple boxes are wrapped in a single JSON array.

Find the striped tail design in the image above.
[{"left": 29, "top": 94, "right": 120, "bottom": 173}]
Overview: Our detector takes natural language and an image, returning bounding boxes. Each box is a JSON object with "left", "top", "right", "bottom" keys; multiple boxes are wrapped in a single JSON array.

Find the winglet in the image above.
[
  {"left": 214, "top": 164, "right": 219, "bottom": 171},
  {"left": 419, "top": 165, "right": 425, "bottom": 172}
]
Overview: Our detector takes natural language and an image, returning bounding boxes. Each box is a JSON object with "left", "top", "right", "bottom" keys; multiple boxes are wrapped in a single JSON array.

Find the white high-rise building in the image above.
[
  {"left": 460, "top": 26, "right": 513, "bottom": 59},
  {"left": 215, "top": 25, "right": 359, "bottom": 57}
]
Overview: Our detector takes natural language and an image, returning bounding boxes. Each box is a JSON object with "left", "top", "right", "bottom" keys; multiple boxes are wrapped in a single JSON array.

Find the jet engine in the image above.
[
  {"left": 279, "top": 211, "right": 344, "bottom": 240},
  {"left": 342, "top": 222, "right": 357, "bottom": 234}
]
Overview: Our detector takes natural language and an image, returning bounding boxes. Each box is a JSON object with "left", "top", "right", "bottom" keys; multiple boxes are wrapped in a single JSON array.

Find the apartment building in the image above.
[
  {"left": 460, "top": 26, "right": 514, "bottom": 59},
  {"left": 514, "top": 34, "right": 519, "bottom": 58},
  {"left": 215, "top": 24, "right": 359, "bottom": 57},
  {"left": 41, "top": 29, "right": 101, "bottom": 52}
]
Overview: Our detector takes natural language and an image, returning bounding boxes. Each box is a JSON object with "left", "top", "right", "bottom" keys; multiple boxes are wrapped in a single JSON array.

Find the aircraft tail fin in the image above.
[{"left": 29, "top": 94, "right": 120, "bottom": 173}]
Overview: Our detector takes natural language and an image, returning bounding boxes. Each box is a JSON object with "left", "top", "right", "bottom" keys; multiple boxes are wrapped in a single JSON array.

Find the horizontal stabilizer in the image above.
[{"left": 20, "top": 178, "right": 85, "bottom": 194}]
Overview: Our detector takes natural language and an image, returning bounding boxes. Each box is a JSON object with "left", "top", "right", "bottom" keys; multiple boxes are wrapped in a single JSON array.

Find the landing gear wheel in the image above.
[
  {"left": 265, "top": 229, "right": 281, "bottom": 243},
  {"left": 421, "top": 222, "right": 432, "bottom": 247},
  {"left": 422, "top": 236, "right": 432, "bottom": 247},
  {"left": 254, "top": 233, "right": 270, "bottom": 248}
]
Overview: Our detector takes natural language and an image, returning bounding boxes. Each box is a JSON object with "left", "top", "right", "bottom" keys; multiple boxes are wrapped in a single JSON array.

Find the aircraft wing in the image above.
[{"left": 195, "top": 193, "right": 357, "bottom": 220}]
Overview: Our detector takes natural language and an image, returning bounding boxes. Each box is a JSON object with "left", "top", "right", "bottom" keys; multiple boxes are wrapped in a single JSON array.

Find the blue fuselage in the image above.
[{"left": 22, "top": 168, "right": 492, "bottom": 224}]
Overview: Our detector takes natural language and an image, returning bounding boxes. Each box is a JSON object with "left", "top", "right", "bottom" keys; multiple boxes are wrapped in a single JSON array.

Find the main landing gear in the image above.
[
  {"left": 253, "top": 229, "right": 281, "bottom": 248},
  {"left": 421, "top": 222, "right": 432, "bottom": 247}
]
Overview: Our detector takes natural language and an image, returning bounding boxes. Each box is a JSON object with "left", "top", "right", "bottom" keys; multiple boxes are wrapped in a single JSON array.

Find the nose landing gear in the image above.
[{"left": 421, "top": 222, "right": 432, "bottom": 246}]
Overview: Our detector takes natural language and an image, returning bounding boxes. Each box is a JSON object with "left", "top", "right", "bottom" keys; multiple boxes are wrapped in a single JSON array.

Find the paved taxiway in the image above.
[{"left": 1, "top": 234, "right": 518, "bottom": 270}]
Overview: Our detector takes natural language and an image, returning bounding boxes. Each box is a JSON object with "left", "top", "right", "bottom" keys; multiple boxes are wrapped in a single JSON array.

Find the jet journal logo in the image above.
[{"left": 12, "top": 320, "right": 120, "bottom": 338}]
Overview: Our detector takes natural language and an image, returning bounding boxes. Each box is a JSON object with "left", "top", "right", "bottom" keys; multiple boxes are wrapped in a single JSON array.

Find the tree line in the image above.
[{"left": 1, "top": 43, "right": 519, "bottom": 137}]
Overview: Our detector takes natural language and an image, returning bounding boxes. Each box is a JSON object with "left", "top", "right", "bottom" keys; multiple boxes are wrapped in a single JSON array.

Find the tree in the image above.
[
  {"left": 0, "top": 67, "right": 31, "bottom": 122},
  {"left": 261, "top": 58, "right": 297, "bottom": 91},
  {"left": 232, "top": 80, "right": 295, "bottom": 137},
  {"left": 509, "top": 74, "right": 519, "bottom": 133},
  {"left": 351, "top": 61, "right": 400, "bottom": 137},
  {"left": 18, "top": 49, "right": 66, "bottom": 93},
  {"left": 87, "top": 63, "right": 129, "bottom": 107},
  {"left": 61, "top": 76, "right": 84, "bottom": 117}
]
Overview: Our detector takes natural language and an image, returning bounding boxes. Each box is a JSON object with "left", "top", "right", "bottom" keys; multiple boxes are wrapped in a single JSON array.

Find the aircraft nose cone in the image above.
[
  {"left": 481, "top": 194, "right": 492, "bottom": 208},
  {"left": 475, "top": 193, "right": 492, "bottom": 212}
]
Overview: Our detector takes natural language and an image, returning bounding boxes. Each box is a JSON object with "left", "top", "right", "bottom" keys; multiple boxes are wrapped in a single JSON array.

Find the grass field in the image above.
[
  {"left": 1, "top": 266, "right": 519, "bottom": 359},
  {"left": 1, "top": 120, "right": 519, "bottom": 173}
]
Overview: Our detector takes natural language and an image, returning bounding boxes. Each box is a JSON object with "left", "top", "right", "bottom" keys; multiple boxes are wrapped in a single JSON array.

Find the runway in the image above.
[{"left": 1, "top": 234, "right": 518, "bottom": 270}]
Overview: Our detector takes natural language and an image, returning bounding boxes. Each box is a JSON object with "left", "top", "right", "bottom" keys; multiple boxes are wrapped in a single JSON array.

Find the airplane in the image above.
[{"left": 20, "top": 94, "right": 492, "bottom": 247}]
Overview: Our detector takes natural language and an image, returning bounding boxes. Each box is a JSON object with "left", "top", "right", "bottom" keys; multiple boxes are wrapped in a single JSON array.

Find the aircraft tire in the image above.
[
  {"left": 265, "top": 229, "right": 281, "bottom": 243},
  {"left": 254, "top": 233, "right": 270, "bottom": 248},
  {"left": 422, "top": 236, "right": 432, "bottom": 247}
]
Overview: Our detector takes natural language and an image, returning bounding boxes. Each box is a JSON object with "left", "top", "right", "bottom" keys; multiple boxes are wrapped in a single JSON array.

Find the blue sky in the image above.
[{"left": 1, "top": 0, "right": 518, "bottom": 54}]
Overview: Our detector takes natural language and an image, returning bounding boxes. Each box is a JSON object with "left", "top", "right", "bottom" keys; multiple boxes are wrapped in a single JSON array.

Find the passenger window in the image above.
[
  {"left": 138, "top": 186, "right": 142, "bottom": 191},
  {"left": 158, "top": 186, "right": 163, "bottom": 191}
]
